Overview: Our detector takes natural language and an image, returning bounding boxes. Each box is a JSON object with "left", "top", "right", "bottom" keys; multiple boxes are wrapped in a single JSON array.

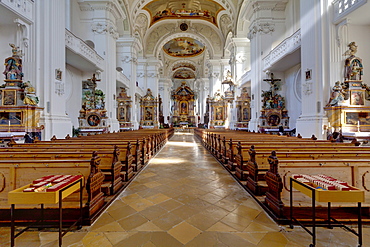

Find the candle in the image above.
[{"left": 358, "top": 120, "right": 360, "bottom": 127}]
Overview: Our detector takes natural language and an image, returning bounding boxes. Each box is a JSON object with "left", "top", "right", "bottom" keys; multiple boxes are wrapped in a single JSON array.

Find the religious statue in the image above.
[
  {"left": 3, "top": 44, "right": 23, "bottom": 81},
  {"left": 327, "top": 81, "right": 345, "bottom": 106},
  {"left": 343, "top": 41, "right": 357, "bottom": 57},
  {"left": 23, "top": 81, "right": 39, "bottom": 106}
]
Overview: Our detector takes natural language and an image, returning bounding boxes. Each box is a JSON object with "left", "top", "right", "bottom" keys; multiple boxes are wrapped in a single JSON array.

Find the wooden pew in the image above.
[
  {"left": 0, "top": 147, "right": 123, "bottom": 196},
  {"left": 0, "top": 153, "right": 105, "bottom": 224},
  {"left": 195, "top": 129, "right": 370, "bottom": 221},
  {"left": 6, "top": 141, "right": 135, "bottom": 182}
]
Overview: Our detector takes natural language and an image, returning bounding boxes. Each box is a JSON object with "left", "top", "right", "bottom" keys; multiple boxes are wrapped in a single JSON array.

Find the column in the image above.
[
  {"left": 35, "top": 0, "right": 71, "bottom": 140},
  {"left": 159, "top": 78, "right": 172, "bottom": 124},
  {"left": 245, "top": 1, "right": 287, "bottom": 132},
  {"left": 296, "top": 0, "right": 330, "bottom": 139},
  {"left": 117, "top": 37, "right": 141, "bottom": 129}
]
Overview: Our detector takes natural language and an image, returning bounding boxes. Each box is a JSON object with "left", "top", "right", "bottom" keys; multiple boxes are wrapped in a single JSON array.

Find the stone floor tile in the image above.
[{"left": 167, "top": 221, "right": 202, "bottom": 244}]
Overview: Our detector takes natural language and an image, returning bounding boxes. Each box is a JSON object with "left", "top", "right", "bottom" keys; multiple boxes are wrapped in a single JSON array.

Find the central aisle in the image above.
[{"left": 84, "top": 132, "right": 295, "bottom": 246}]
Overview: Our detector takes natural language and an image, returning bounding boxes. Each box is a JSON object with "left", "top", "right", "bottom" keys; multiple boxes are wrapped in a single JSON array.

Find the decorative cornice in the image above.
[
  {"left": 92, "top": 22, "right": 119, "bottom": 39},
  {"left": 212, "top": 72, "right": 220, "bottom": 79},
  {"left": 79, "top": 1, "right": 126, "bottom": 20},
  {"left": 247, "top": 21, "right": 275, "bottom": 39}
]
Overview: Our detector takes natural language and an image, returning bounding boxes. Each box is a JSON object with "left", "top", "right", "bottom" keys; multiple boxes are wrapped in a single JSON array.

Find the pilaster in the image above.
[
  {"left": 296, "top": 0, "right": 330, "bottom": 139},
  {"left": 35, "top": 0, "right": 71, "bottom": 140},
  {"left": 247, "top": 1, "right": 285, "bottom": 131},
  {"left": 78, "top": 0, "right": 125, "bottom": 132}
]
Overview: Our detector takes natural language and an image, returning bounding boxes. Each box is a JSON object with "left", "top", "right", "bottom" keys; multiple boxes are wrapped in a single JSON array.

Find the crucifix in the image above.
[
  {"left": 88, "top": 74, "right": 101, "bottom": 108},
  {"left": 263, "top": 73, "right": 281, "bottom": 96}
]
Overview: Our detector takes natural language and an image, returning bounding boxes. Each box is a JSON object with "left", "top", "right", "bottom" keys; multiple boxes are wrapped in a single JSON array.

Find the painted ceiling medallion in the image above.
[
  {"left": 180, "top": 23, "right": 188, "bottom": 31},
  {"left": 173, "top": 68, "right": 195, "bottom": 79},
  {"left": 144, "top": 0, "right": 224, "bottom": 26},
  {"left": 163, "top": 37, "right": 205, "bottom": 57}
]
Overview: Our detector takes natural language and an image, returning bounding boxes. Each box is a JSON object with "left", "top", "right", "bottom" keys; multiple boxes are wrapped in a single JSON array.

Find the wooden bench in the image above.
[
  {"left": 0, "top": 148, "right": 123, "bottom": 196},
  {"left": 0, "top": 153, "right": 105, "bottom": 224},
  {"left": 7, "top": 142, "right": 136, "bottom": 182},
  {"left": 195, "top": 129, "right": 370, "bottom": 221}
]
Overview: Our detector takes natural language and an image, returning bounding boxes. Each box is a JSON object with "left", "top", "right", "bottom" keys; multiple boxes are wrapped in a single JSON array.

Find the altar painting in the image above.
[
  {"left": 215, "top": 107, "right": 223, "bottom": 121},
  {"left": 350, "top": 90, "right": 365, "bottom": 105},
  {"left": 144, "top": 107, "right": 154, "bottom": 121},
  {"left": 2, "top": 90, "right": 16, "bottom": 105},
  {"left": 163, "top": 38, "right": 204, "bottom": 57},
  {"left": 180, "top": 101, "right": 188, "bottom": 115}
]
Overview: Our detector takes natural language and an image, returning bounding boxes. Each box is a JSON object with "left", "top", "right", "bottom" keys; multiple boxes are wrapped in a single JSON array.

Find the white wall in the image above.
[
  {"left": 284, "top": 64, "right": 302, "bottom": 130},
  {"left": 65, "top": 64, "right": 84, "bottom": 129},
  {"left": 347, "top": 24, "right": 370, "bottom": 84},
  {"left": 285, "top": 0, "right": 301, "bottom": 37},
  {"left": 0, "top": 24, "right": 18, "bottom": 79}
]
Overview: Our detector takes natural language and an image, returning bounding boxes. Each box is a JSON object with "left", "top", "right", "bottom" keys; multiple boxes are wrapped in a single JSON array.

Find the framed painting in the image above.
[
  {"left": 3, "top": 90, "right": 16, "bottom": 106},
  {"left": 350, "top": 90, "right": 365, "bottom": 105},
  {"left": 215, "top": 107, "right": 223, "bottom": 120},
  {"left": 87, "top": 114, "right": 100, "bottom": 126},
  {"left": 144, "top": 107, "right": 153, "bottom": 121},
  {"left": 55, "top": 69, "right": 62, "bottom": 81},
  {"left": 242, "top": 106, "right": 250, "bottom": 121},
  {"left": 180, "top": 101, "right": 188, "bottom": 115}
]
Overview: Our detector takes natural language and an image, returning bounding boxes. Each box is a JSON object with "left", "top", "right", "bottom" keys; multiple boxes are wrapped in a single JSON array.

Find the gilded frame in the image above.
[
  {"left": 2, "top": 90, "right": 16, "bottom": 106},
  {"left": 350, "top": 90, "right": 365, "bottom": 105}
]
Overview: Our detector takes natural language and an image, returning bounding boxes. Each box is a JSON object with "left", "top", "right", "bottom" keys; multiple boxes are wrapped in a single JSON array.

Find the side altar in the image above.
[
  {"left": 116, "top": 87, "right": 133, "bottom": 131},
  {"left": 324, "top": 42, "right": 370, "bottom": 133},
  {"left": 139, "top": 89, "right": 159, "bottom": 128},
  {"left": 259, "top": 73, "right": 289, "bottom": 130},
  {"left": 235, "top": 87, "right": 251, "bottom": 130},
  {"left": 206, "top": 91, "right": 228, "bottom": 128},
  {"left": 78, "top": 74, "right": 108, "bottom": 135},
  {"left": 0, "top": 44, "right": 43, "bottom": 139}
]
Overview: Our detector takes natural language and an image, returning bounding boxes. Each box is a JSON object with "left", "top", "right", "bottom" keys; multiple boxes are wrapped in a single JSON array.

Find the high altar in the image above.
[
  {"left": 0, "top": 44, "right": 43, "bottom": 139},
  {"left": 259, "top": 73, "right": 289, "bottom": 129},
  {"left": 140, "top": 89, "right": 159, "bottom": 128},
  {"left": 78, "top": 74, "right": 108, "bottom": 135},
  {"left": 235, "top": 87, "right": 251, "bottom": 130},
  {"left": 116, "top": 87, "right": 133, "bottom": 131},
  {"left": 170, "top": 81, "right": 196, "bottom": 127},
  {"left": 324, "top": 42, "right": 370, "bottom": 133}
]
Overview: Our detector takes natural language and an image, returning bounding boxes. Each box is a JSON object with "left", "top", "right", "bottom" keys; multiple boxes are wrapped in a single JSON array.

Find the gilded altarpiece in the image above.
[
  {"left": 140, "top": 89, "right": 159, "bottom": 128},
  {"left": 116, "top": 88, "right": 132, "bottom": 131},
  {"left": 170, "top": 82, "right": 196, "bottom": 127},
  {"left": 78, "top": 74, "right": 108, "bottom": 135},
  {"left": 207, "top": 92, "right": 228, "bottom": 128},
  {"left": 0, "top": 44, "right": 43, "bottom": 136},
  {"left": 235, "top": 87, "right": 251, "bottom": 130},
  {"left": 324, "top": 42, "right": 370, "bottom": 132}
]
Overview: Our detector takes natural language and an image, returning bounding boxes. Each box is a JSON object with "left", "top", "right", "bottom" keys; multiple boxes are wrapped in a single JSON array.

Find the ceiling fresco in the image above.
[
  {"left": 172, "top": 63, "right": 196, "bottom": 71},
  {"left": 173, "top": 68, "right": 196, "bottom": 79},
  {"left": 143, "top": 0, "right": 224, "bottom": 26},
  {"left": 163, "top": 37, "right": 205, "bottom": 57}
]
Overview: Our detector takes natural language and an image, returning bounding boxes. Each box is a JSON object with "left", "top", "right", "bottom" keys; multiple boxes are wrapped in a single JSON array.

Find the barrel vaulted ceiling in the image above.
[{"left": 120, "top": 0, "right": 246, "bottom": 89}]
